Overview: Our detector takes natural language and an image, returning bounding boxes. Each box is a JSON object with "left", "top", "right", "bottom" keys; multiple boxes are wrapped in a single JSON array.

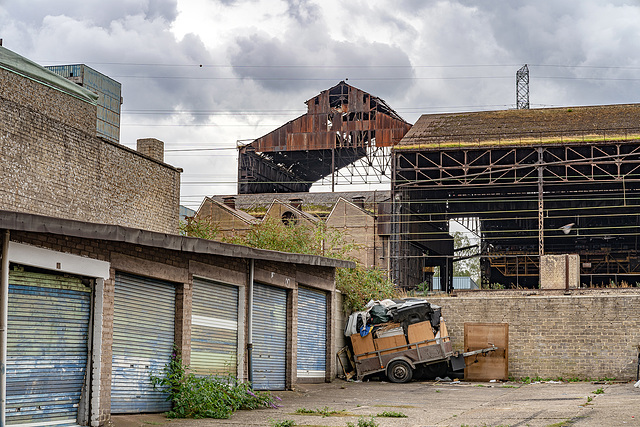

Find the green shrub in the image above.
[{"left": 150, "top": 350, "right": 279, "bottom": 419}]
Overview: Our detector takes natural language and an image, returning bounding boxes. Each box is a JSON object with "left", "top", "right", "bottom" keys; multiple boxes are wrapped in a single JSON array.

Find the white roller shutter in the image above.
[
  {"left": 110, "top": 273, "right": 175, "bottom": 414},
  {"left": 252, "top": 283, "right": 287, "bottom": 390},
  {"left": 191, "top": 277, "right": 239, "bottom": 376},
  {"left": 296, "top": 287, "right": 327, "bottom": 380}
]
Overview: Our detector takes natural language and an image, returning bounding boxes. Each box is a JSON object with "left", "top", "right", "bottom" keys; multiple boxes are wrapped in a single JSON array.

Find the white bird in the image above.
[{"left": 560, "top": 223, "right": 575, "bottom": 234}]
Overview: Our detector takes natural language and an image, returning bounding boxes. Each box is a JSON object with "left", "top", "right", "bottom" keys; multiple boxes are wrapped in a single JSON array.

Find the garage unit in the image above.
[
  {"left": 190, "top": 277, "right": 240, "bottom": 376},
  {"left": 110, "top": 273, "right": 176, "bottom": 414},
  {"left": 252, "top": 283, "right": 287, "bottom": 390},
  {"left": 296, "top": 287, "right": 327, "bottom": 381},
  {"left": 6, "top": 266, "right": 92, "bottom": 427}
]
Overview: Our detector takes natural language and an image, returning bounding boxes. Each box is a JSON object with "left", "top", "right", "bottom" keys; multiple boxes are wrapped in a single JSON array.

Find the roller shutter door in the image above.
[
  {"left": 7, "top": 267, "right": 91, "bottom": 427},
  {"left": 191, "top": 278, "right": 239, "bottom": 376},
  {"left": 252, "top": 283, "right": 287, "bottom": 390},
  {"left": 111, "top": 273, "right": 175, "bottom": 413},
  {"left": 296, "top": 287, "right": 327, "bottom": 380}
]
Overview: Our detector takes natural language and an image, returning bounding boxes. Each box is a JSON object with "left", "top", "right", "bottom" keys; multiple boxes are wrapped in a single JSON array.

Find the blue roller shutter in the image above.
[
  {"left": 191, "top": 278, "right": 239, "bottom": 376},
  {"left": 111, "top": 273, "right": 175, "bottom": 413},
  {"left": 296, "top": 287, "right": 327, "bottom": 380},
  {"left": 7, "top": 267, "right": 91, "bottom": 427},
  {"left": 252, "top": 283, "right": 287, "bottom": 390}
]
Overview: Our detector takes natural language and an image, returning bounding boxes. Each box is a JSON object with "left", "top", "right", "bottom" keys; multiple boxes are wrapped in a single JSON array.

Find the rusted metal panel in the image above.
[{"left": 250, "top": 81, "right": 411, "bottom": 153}]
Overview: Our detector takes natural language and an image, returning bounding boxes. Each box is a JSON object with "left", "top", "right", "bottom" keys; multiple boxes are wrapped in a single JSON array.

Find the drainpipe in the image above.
[
  {"left": 247, "top": 259, "right": 254, "bottom": 386},
  {"left": 1, "top": 230, "right": 10, "bottom": 427}
]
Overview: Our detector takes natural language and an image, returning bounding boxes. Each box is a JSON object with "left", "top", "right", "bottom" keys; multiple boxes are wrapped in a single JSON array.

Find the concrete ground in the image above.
[{"left": 110, "top": 379, "right": 640, "bottom": 427}]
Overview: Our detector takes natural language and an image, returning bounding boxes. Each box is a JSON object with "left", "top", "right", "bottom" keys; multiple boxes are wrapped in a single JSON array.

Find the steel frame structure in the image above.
[{"left": 393, "top": 133, "right": 640, "bottom": 289}]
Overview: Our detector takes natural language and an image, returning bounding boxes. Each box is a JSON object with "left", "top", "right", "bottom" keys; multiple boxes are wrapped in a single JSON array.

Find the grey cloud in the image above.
[
  {"left": 285, "top": 0, "right": 321, "bottom": 25},
  {"left": 1, "top": 0, "right": 178, "bottom": 28},
  {"left": 228, "top": 32, "right": 415, "bottom": 101}
]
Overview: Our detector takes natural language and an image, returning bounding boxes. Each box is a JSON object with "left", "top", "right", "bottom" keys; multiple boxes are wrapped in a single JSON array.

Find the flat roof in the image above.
[{"left": 0, "top": 210, "right": 354, "bottom": 269}]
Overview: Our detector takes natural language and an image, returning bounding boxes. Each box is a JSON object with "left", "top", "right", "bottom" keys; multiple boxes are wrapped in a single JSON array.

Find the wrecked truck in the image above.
[{"left": 339, "top": 298, "right": 497, "bottom": 383}]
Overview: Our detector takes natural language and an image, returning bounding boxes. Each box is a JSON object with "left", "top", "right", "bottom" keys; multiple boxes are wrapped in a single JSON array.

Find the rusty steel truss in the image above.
[
  {"left": 393, "top": 130, "right": 640, "bottom": 289},
  {"left": 238, "top": 81, "right": 412, "bottom": 194}
]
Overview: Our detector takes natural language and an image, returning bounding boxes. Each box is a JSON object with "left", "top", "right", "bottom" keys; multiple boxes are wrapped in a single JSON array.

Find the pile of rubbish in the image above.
[{"left": 344, "top": 297, "right": 443, "bottom": 339}]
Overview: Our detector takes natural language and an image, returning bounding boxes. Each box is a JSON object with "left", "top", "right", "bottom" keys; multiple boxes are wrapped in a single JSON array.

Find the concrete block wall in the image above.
[
  {"left": 0, "top": 68, "right": 180, "bottom": 234},
  {"left": 429, "top": 291, "right": 640, "bottom": 380}
]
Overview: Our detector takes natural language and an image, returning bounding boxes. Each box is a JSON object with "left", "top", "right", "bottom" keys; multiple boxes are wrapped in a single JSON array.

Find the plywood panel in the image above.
[
  {"left": 374, "top": 335, "right": 407, "bottom": 356},
  {"left": 407, "top": 321, "right": 435, "bottom": 347},
  {"left": 351, "top": 333, "right": 376, "bottom": 359},
  {"left": 464, "top": 322, "right": 509, "bottom": 381}
]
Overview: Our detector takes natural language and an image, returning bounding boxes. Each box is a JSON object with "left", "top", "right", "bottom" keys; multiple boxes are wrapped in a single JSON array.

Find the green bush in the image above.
[
  {"left": 150, "top": 351, "right": 279, "bottom": 419},
  {"left": 337, "top": 266, "right": 396, "bottom": 312},
  {"left": 228, "top": 218, "right": 398, "bottom": 312}
]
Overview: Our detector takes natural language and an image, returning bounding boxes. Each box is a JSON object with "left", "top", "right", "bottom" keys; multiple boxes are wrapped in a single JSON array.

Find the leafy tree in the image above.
[
  {"left": 226, "top": 217, "right": 397, "bottom": 312},
  {"left": 179, "top": 217, "right": 220, "bottom": 240}
]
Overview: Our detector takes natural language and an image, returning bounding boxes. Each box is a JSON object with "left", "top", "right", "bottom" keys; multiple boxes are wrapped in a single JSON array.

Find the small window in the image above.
[{"left": 282, "top": 211, "right": 297, "bottom": 226}]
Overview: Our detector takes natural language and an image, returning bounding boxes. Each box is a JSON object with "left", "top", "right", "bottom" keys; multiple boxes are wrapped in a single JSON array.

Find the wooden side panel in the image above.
[
  {"left": 351, "top": 334, "right": 376, "bottom": 359},
  {"left": 407, "top": 321, "right": 435, "bottom": 347},
  {"left": 464, "top": 322, "right": 509, "bottom": 381},
  {"left": 374, "top": 335, "right": 407, "bottom": 356}
]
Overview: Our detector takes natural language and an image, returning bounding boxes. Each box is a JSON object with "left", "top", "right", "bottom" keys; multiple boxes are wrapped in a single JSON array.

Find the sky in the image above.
[{"left": 2, "top": 0, "right": 640, "bottom": 210}]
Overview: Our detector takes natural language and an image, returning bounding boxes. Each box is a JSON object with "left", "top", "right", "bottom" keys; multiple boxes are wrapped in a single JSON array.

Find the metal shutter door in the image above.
[
  {"left": 191, "top": 278, "right": 239, "bottom": 376},
  {"left": 296, "top": 287, "right": 327, "bottom": 379},
  {"left": 111, "top": 273, "right": 175, "bottom": 413},
  {"left": 7, "top": 268, "right": 91, "bottom": 427},
  {"left": 252, "top": 283, "right": 287, "bottom": 390}
]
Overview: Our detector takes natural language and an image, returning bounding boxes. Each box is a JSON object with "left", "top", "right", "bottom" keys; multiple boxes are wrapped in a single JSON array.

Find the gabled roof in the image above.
[
  {"left": 0, "top": 46, "right": 98, "bottom": 104},
  {"left": 199, "top": 197, "right": 260, "bottom": 224},
  {"left": 326, "top": 197, "right": 374, "bottom": 220},
  {"left": 398, "top": 104, "right": 640, "bottom": 150},
  {"left": 265, "top": 199, "right": 320, "bottom": 223}
]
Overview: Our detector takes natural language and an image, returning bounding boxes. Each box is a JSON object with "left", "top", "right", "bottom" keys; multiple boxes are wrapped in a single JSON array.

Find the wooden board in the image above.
[
  {"left": 464, "top": 322, "right": 509, "bottom": 381},
  {"left": 407, "top": 321, "right": 436, "bottom": 347},
  {"left": 440, "top": 320, "right": 450, "bottom": 342},
  {"left": 374, "top": 335, "right": 407, "bottom": 356},
  {"left": 350, "top": 333, "right": 376, "bottom": 359}
]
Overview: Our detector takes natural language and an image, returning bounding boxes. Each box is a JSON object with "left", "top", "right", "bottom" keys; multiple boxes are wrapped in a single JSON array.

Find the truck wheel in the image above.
[{"left": 387, "top": 360, "right": 413, "bottom": 383}]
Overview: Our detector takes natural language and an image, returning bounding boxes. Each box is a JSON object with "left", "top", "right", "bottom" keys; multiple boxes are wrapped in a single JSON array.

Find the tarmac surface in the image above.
[{"left": 110, "top": 379, "right": 640, "bottom": 427}]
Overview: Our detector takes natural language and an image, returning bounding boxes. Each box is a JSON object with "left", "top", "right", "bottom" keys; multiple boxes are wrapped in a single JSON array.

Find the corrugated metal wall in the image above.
[
  {"left": 296, "top": 287, "right": 327, "bottom": 380},
  {"left": 433, "top": 277, "right": 479, "bottom": 290},
  {"left": 110, "top": 273, "right": 175, "bottom": 414},
  {"left": 7, "top": 267, "right": 91, "bottom": 427},
  {"left": 252, "top": 283, "right": 287, "bottom": 390},
  {"left": 191, "top": 278, "right": 239, "bottom": 376}
]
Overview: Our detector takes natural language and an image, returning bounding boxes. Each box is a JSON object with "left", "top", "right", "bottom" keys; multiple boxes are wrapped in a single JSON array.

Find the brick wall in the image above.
[
  {"left": 0, "top": 68, "right": 180, "bottom": 234},
  {"left": 429, "top": 290, "right": 640, "bottom": 380}
]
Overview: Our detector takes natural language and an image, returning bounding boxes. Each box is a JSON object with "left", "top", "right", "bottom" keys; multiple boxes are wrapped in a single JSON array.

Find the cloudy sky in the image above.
[{"left": 2, "top": 0, "right": 640, "bottom": 209}]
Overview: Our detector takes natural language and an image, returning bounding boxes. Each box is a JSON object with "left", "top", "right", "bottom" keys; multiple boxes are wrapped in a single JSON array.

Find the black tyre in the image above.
[
  {"left": 421, "top": 361, "right": 449, "bottom": 379},
  {"left": 387, "top": 360, "right": 413, "bottom": 383}
]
